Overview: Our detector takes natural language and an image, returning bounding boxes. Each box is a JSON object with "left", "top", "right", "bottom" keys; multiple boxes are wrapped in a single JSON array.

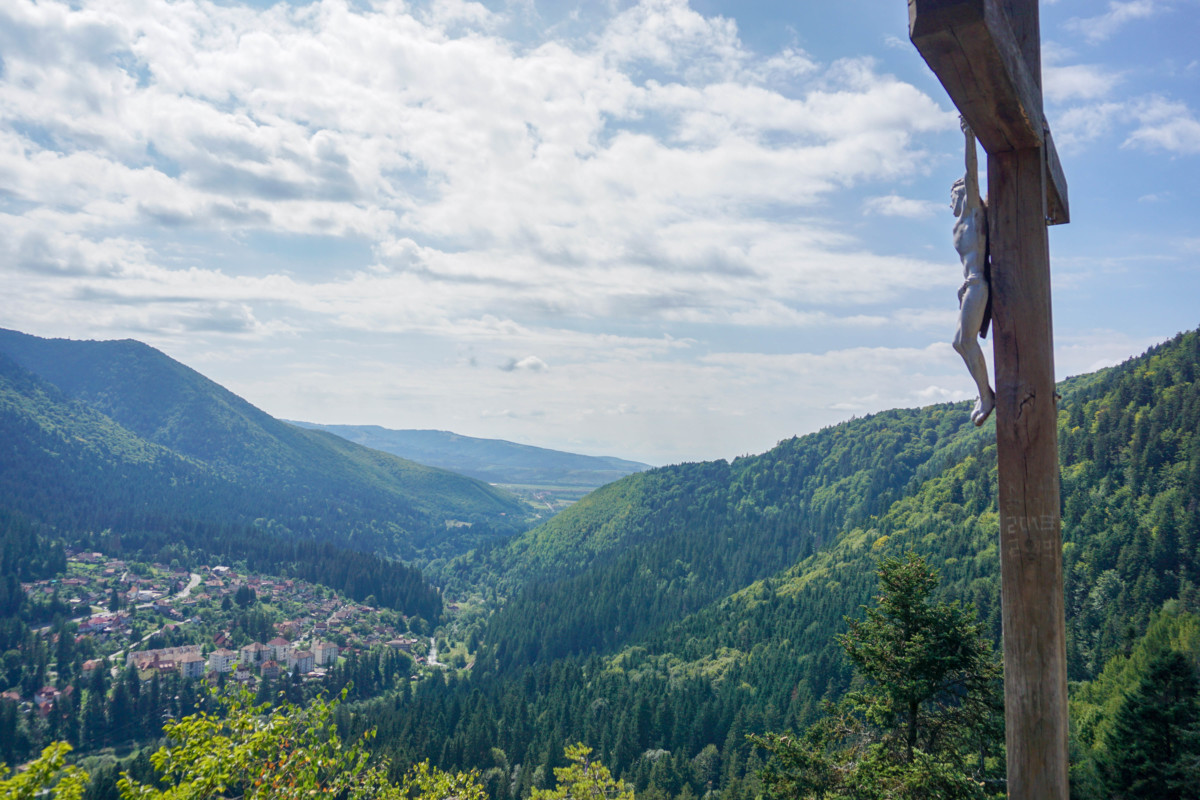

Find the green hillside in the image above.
[
  {"left": 0, "top": 348, "right": 219, "bottom": 527},
  {"left": 656, "top": 327, "right": 1200, "bottom": 688},
  {"left": 464, "top": 329, "right": 1198, "bottom": 685},
  {"left": 344, "top": 328, "right": 1200, "bottom": 800},
  {"left": 454, "top": 400, "right": 989, "bottom": 671},
  {"left": 0, "top": 329, "right": 529, "bottom": 561}
]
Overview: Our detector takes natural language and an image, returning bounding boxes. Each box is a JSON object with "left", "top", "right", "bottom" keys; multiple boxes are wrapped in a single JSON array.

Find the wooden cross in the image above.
[{"left": 908, "top": 1, "right": 1069, "bottom": 798}]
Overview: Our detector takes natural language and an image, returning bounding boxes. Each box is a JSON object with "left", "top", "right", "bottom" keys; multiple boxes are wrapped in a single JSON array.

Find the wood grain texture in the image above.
[
  {"left": 909, "top": 0, "right": 1069, "bottom": 224},
  {"left": 988, "top": 145, "right": 1069, "bottom": 800},
  {"left": 909, "top": 0, "right": 1042, "bottom": 151},
  {"left": 992, "top": 3, "right": 1071, "bottom": 796},
  {"left": 1043, "top": 128, "right": 1069, "bottom": 225}
]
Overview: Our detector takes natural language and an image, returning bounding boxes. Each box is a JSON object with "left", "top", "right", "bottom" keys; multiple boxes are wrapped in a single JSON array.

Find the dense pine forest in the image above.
[{"left": 2, "top": 327, "right": 1199, "bottom": 799}]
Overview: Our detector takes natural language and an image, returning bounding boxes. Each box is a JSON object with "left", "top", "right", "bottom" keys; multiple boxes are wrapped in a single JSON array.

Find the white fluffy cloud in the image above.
[
  {"left": 1043, "top": 63, "right": 1122, "bottom": 103},
  {"left": 1056, "top": 95, "right": 1200, "bottom": 155},
  {"left": 0, "top": 0, "right": 961, "bottom": 373},
  {"left": 11, "top": 0, "right": 1134, "bottom": 463},
  {"left": 1125, "top": 97, "right": 1200, "bottom": 155},
  {"left": 1054, "top": 102, "right": 1125, "bottom": 149},
  {"left": 862, "top": 194, "right": 942, "bottom": 219}
]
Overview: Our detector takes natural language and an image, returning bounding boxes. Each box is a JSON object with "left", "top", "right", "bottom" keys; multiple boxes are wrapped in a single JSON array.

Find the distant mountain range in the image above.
[
  {"left": 0, "top": 328, "right": 528, "bottom": 564},
  {"left": 288, "top": 422, "right": 651, "bottom": 489}
]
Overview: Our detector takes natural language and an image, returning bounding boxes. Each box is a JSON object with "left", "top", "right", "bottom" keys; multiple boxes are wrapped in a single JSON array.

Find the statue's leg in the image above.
[{"left": 953, "top": 278, "right": 995, "bottom": 425}]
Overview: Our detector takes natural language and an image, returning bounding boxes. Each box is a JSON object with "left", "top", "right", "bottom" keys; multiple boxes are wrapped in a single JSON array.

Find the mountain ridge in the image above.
[
  {"left": 0, "top": 328, "right": 529, "bottom": 562},
  {"left": 288, "top": 421, "right": 652, "bottom": 489}
]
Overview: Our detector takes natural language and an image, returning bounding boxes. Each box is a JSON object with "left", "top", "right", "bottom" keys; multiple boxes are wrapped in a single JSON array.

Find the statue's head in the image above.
[{"left": 950, "top": 177, "right": 967, "bottom": 216}]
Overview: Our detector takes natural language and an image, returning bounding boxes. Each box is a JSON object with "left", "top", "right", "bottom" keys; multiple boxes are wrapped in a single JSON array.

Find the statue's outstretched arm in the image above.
[{"left": 961, "top": 116, "right": 982, "bottom": 209}]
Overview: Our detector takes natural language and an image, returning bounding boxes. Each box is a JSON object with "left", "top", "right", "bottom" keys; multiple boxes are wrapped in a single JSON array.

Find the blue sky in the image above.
[{"left": 1, "top": 0, "right": 1197, "bottom": 465}]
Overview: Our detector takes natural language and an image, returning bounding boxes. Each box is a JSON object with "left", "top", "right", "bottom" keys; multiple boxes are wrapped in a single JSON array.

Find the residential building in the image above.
[
  {"left": 208, "top": 648, "right": 238, "bottom": 673},
  {"left": 130, "top": 644, "right": 202, "bottom": 671},
  {"left": 179, "top": 653, "right": 205, "bottom": 679},
  {"left": 34, "top": 687, "right": 59, "bottom": 712},
  {"left": 267, "top": 637, "right": 292, "bottom": 661},
  {"left": 286, "top": 649, "right": 314, "bottom": 674},
  {"left": 312, "top": 640, "right": 339, "bottom": 667},
  {"left": 240, "top": 642, "right": 268, "bottom": 666}
]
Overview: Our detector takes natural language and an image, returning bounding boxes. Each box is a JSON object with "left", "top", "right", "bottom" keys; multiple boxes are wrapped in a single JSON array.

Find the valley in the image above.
[{"left": 2, "top": 326, "right": 1199, "bottom": 800}]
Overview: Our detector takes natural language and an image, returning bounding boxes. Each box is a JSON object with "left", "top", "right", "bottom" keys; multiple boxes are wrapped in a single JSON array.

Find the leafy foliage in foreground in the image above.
[
  {"left": 116, "top": 691, "right": 392, "bottom": 800},
  {"left": 6, "top": 696, "right": 638, "bottom": 800},
  {"left": 7, "top": 690, "right": 491, "bottom": 800},
  {"left": 531, "top": 744, "right": 635, "bottom": 800},
  {"left": 0, "top": 742, "right": 88, "bottom": 800}
]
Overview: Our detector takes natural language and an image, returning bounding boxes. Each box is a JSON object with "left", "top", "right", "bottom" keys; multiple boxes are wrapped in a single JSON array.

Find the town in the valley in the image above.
[{"left": 7, "top": 549, "right": 448, "bottom": 724}]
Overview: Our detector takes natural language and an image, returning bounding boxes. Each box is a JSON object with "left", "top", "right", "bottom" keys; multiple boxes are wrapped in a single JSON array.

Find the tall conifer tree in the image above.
[{"left": 1102, "top": 649, "right": 1200, "bottom": 799}]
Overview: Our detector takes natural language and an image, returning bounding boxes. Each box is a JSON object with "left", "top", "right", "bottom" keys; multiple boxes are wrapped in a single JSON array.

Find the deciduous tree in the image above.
[{"left": 531, "top": 744, "right": 635, "bottom": 800}]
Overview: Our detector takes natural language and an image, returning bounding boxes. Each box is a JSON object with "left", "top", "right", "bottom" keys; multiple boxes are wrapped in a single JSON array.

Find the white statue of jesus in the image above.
[{"left": 951, "top": 117, "right": 995, "bottom": 426}]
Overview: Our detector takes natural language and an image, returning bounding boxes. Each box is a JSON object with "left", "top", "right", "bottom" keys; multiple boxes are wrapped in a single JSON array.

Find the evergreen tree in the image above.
[
  {"left": 1102, "top": 649, "right": 1200, "bottom": 799},
  {"left": 79, "top": 690, "right": 105, "bottom": 753},
  {"left": 837, "top": 552, "right": 1001, "bottom": 766},
  {"left": 754, "top": 552, "right": 1002, "bottom": 799},
  {"left": 255, "top": 674, "right": 274, "bottom": 706},
  {"left": 234, "top": 584, "right": 255, "bottom": 609}
]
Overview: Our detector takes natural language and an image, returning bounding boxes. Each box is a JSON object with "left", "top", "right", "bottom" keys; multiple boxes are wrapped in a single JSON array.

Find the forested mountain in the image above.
[
  {"left": 463, "top": 329, "right": 1198, "bottom": 683},
  {"left": 0, "top": 329, "right": 528, "bottom": 562},
  {"left": 443, "top": 402, "right": 989, "bottom": 664},
  {"left": 342, "top": 328, "right": 1200, "bottom": 800},
  {"left": 290, "top": 422, "right": 651, "bottom": 489},
  {"left": 5, "top": 325, "right": 1199, "bottom": 800}
]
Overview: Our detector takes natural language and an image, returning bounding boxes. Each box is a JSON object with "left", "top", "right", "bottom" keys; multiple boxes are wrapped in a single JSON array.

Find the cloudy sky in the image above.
[{"left": 2, "top": 0, "right": 1198, "bottom": 465}]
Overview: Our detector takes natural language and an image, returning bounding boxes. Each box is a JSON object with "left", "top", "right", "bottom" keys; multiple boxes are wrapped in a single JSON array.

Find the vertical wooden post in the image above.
[
  {"left": 989, "top": 147, "right": 1069, "bottom": 800},
  {"left": 988, "top": 2, "right": 1069, "bottom": 798}
]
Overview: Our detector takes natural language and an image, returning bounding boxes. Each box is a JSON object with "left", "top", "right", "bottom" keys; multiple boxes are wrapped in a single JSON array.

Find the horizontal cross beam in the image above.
[{"left": 909, "top": 0, "right": 1069, "bottom": 224}]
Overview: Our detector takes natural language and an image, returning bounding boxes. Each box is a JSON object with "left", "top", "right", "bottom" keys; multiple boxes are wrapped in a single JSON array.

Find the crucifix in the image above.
[{"left": 908, "top": 1, "right": 1070, "bottom": 798}]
